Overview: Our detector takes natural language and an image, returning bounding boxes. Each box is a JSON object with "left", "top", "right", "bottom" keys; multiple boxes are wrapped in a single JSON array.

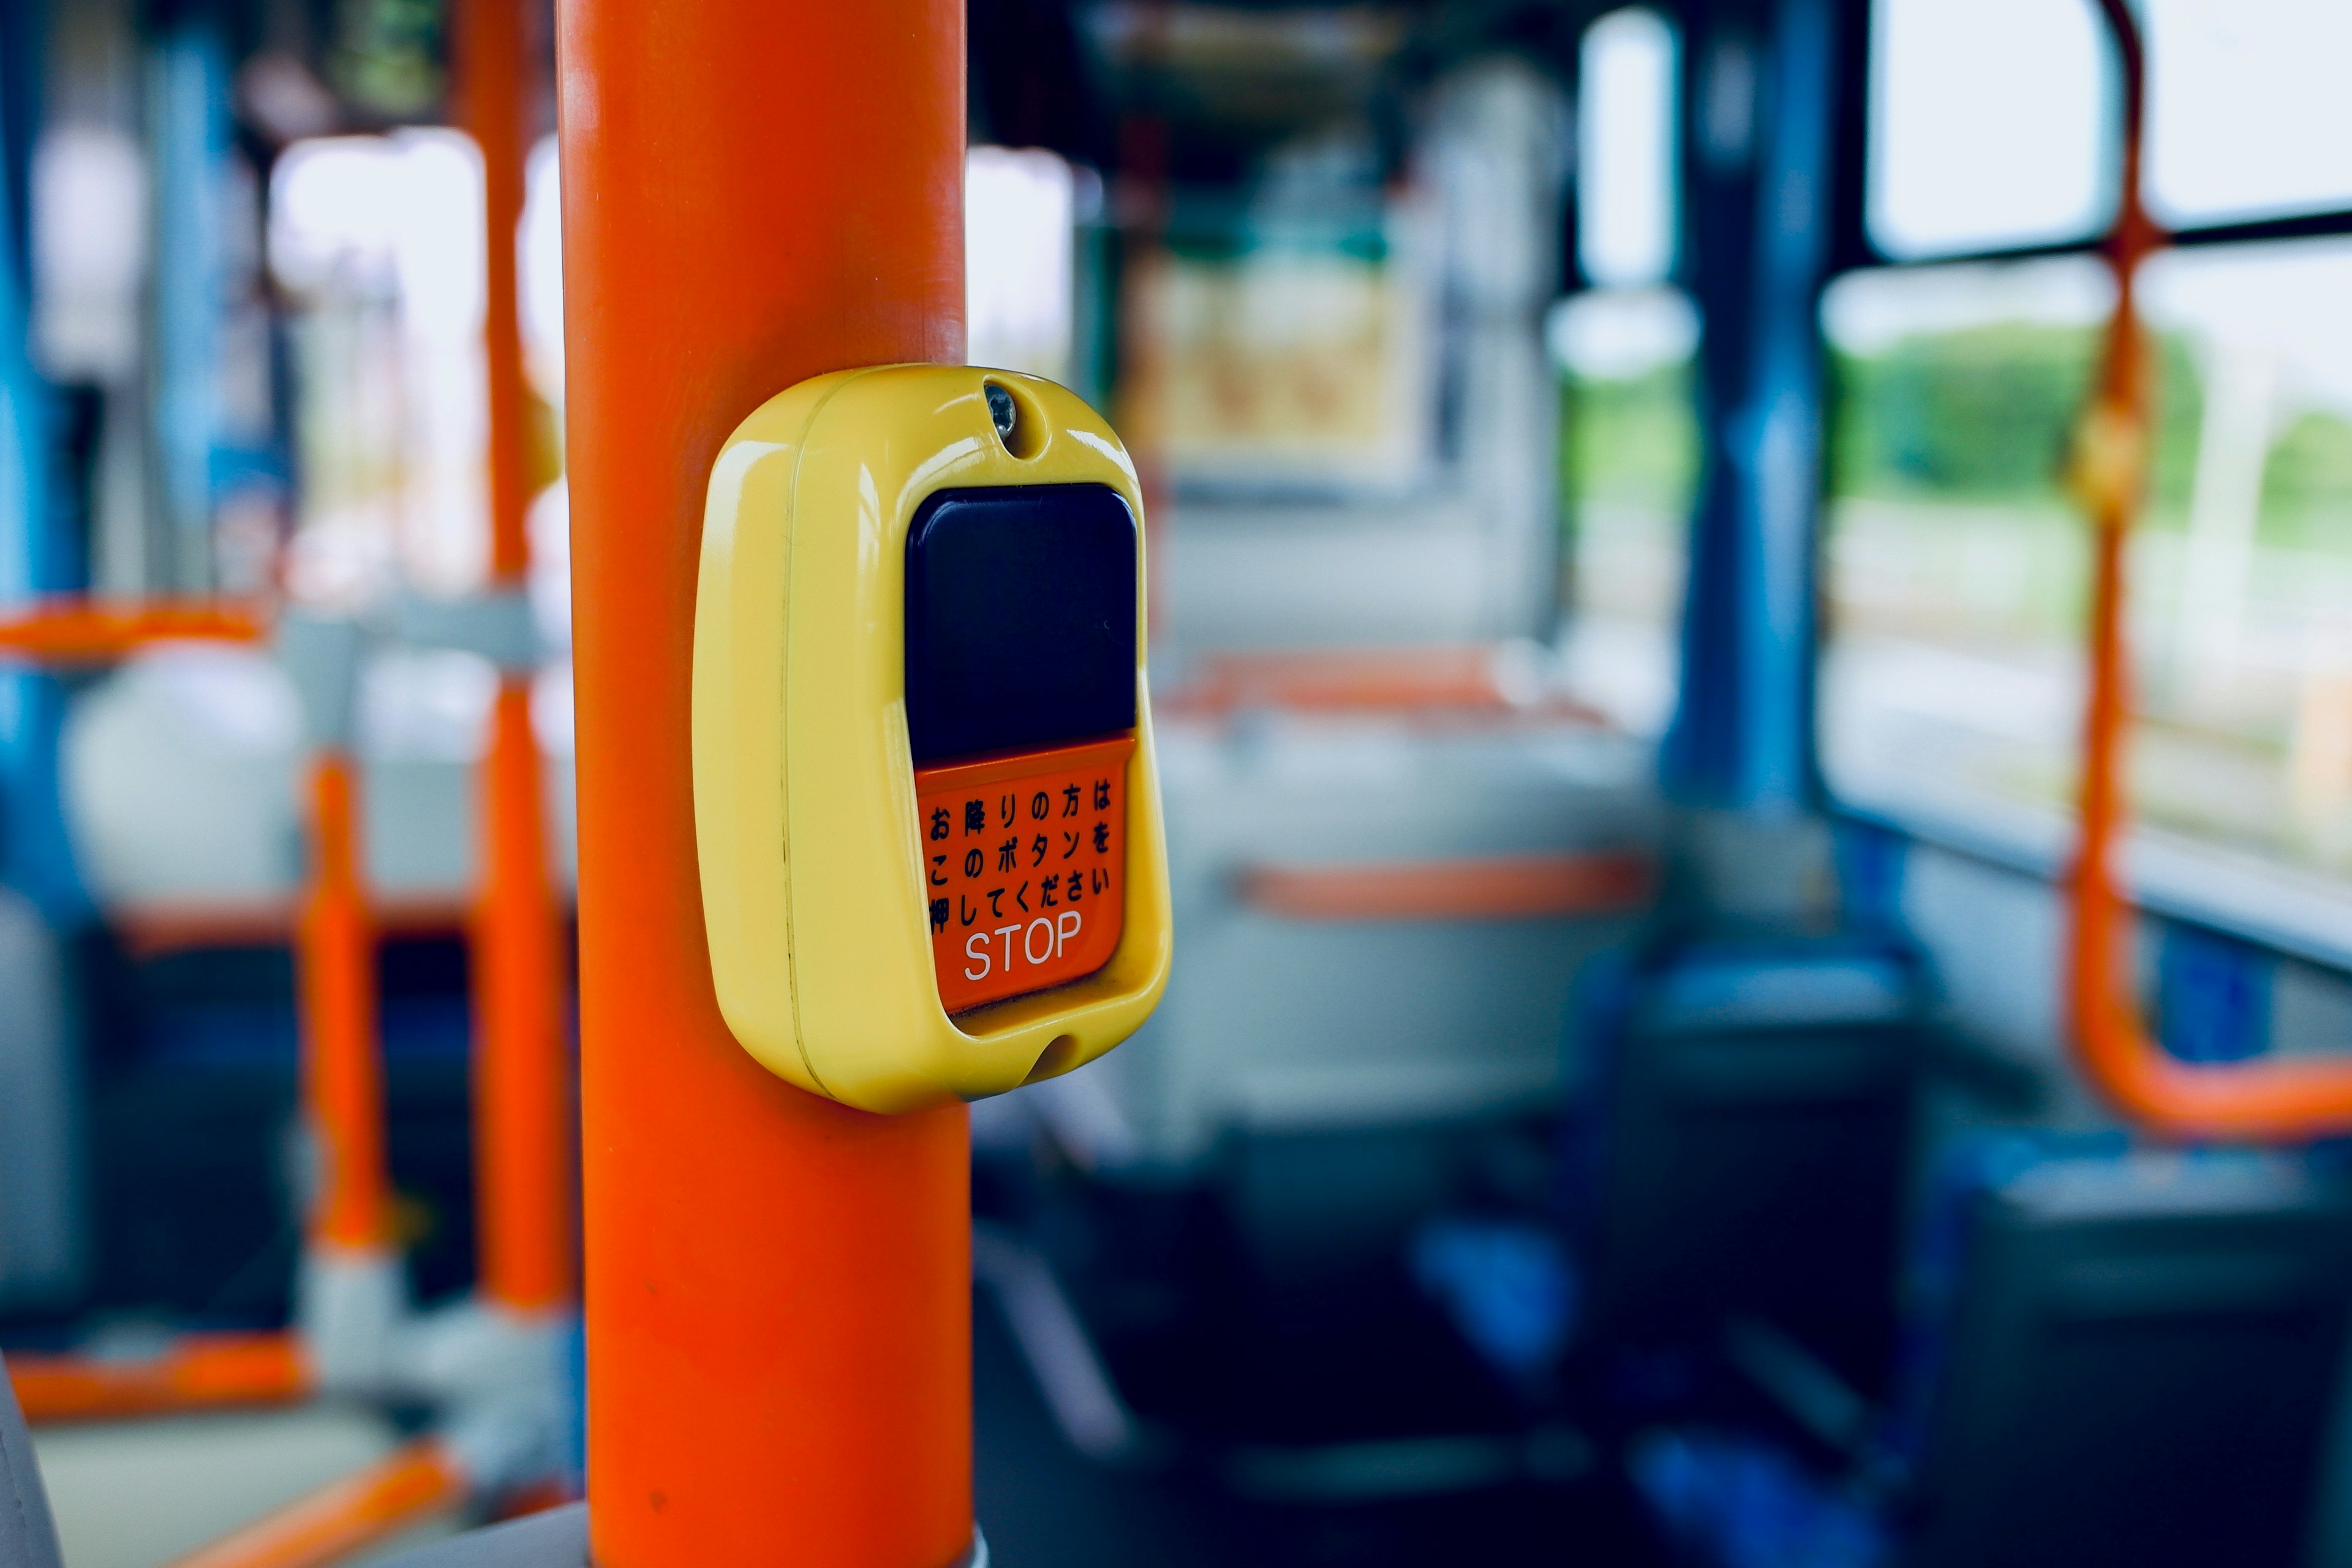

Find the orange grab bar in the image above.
[
  {"left": 1240, "top": 850, "right": 1654, "bottom": 922},
  {"left": 7, "top": 1332, "right": 307, "bottom": 1425},
  {"left": 0, "top": 599, "right": 266, "bottom": 663},
  {"left": 163, "top": 1439, "right": 467, "bottom": 1568},
  {"left": 2067, "top": 0, "right": 2352, "bottom": 1139}
]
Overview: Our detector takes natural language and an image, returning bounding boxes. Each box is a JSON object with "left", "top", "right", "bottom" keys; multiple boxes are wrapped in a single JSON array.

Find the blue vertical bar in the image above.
[
  {"left": 1832, "top": 816, "right": 1907, "bottom": 932},
  {"left": 2157, "top": 924, "right": 2272, "bottom": 1065},
  {"left": 1661, "top": 0, "right": 1835, "bottom": 813},
  {"left": 149, "top": 20, "right": 226, "bottom": 590},
  {"left": 0, "top": 0, "right": 88, "bottom": 920}
]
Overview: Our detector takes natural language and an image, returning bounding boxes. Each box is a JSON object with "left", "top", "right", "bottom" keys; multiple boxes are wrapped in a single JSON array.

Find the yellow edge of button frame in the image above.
[{"left": 692, "top": 364, "right": 1172, "bottom": 1113}]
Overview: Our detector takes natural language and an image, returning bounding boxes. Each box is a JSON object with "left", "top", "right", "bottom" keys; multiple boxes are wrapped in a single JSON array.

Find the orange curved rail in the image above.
[
  {"left": 2067, "top": 0, "right": 2352, "bottom": 1139},
  {"left": 7, "top": 1332, "right": 307, "bottom": 1425},
  {"left": 0, "top": 599, "right": 266, "bottom": 663},
  {"left": 162, "top": 1439, "right": 467, "bottom": 1568},
  {"left": 1240, "top": 850, "right": 1654, "bottom": 922}
]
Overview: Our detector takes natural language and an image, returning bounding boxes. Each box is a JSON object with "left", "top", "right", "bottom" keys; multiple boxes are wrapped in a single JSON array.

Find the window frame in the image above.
[{"left": 1814, "top": 0, "right": 2352, "bottom": 968}]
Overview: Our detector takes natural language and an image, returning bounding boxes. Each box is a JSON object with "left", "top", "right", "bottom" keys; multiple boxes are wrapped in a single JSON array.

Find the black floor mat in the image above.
[{"left": 974, "top": 1285, "right": 1667, "bottom": 1567}]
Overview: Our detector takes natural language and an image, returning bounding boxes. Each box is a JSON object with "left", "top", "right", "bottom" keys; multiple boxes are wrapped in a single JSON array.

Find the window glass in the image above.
[
  {"left": 1819, "top": 242, "right": 2352, "bottom": 890},
  {"left": 1553, "top": 287, "right": 1698, "bottom": 734},
  {"left": 1866, "top": 0, "right": 2109, "bottom": 260},
  {"left": 967, "top": 146, "right": 1079, "bottom": 383},
  {"left": 2144, "top": 0, "right": 2352, "bottom": 227},
  {"left": 30, "top": 126, "right": 146, "bottom": 385},
  {"left": 270, "top": 130, "right": 488, "bottom": 603},
  {"left": 521, "top": 134, "right": 565, "bottom": 410},
  {"left": 1819, "top": 258, "right": 2111, "bottom": 827},
  {"left": 1578, "top": 9, "right": 1677, "bottom": 289}
]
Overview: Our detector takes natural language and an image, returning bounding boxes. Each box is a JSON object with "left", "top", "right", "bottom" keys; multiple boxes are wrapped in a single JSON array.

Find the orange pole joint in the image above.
[{"left": 2067, "top": 0, "right": 2352, "bottom": 1140}]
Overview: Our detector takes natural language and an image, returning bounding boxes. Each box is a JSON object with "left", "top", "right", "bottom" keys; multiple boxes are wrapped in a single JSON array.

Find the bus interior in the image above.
[{"left": 6, "top": 0, "right": 2352, "bottom": 1565}]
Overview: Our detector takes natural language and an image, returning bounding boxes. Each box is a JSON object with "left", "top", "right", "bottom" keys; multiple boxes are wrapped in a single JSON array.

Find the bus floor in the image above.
[
  {"left": 29, "top": 1403, "right": 459, "bottom": 1568},
  {"left": 972, "top": 1283, "right": 1669, "bottom": 1567}
]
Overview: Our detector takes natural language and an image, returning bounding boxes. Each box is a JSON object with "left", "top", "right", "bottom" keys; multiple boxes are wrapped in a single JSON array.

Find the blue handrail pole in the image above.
[
  {"left": 146, "top": 17, "right": 227, "bottom": 596},
  {"left": 0, "top": 0, "right": 89, "bottom": 921},
  {"left": 1660, "top": 0, "right": 1836, "bottom": 819}
]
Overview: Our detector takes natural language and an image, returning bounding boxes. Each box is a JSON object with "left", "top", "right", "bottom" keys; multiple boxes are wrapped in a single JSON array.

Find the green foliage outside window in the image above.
[
  {"left": 1561, "top": 361, "right": 1700, "bottom": 514},
  {"left": 1830, "top": 324, "right": 2203, "bottom": 519}
]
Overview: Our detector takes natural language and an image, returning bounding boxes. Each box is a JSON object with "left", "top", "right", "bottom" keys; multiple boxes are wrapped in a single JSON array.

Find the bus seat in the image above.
[
  {"left": 1563, "top": 932, "right": 1926, "bottom": 1387},
  {"left": 1630, "top": 1142, "right": 2352, "bottom": 1568},
  {"left": 1905, "top": 1148, "right": 2352, "bottom": 1568}
]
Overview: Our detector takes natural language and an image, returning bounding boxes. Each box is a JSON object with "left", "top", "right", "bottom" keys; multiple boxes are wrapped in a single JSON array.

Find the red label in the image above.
[{"left": 913, "top": 734, "right": 1133, "bottom": 1015}]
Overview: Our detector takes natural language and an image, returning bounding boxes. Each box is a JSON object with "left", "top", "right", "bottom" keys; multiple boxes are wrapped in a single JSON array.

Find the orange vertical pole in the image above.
[
  {"left": 470, "top": 678, "right": 571, "bottom": 1310},
  {"left": 554, "top": 2, "right": 971, "bottom": 1567},
  {"left": 301, "top": 753, "right": 390, "bottom": 1253},
  {"left": 459, "top": 0, "right": 573, "bottom": 1313},
  {"left": 461, "top": 0, "right": 532, "bottom": 587}
]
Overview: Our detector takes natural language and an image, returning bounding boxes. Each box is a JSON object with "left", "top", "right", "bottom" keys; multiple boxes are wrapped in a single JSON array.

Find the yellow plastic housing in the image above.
[{"left": 692, "top": 365, "right": 1172, "bottom": 1112}]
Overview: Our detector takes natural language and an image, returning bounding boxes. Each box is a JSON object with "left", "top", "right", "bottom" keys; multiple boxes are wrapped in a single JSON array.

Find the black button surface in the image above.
[{"left": 903, "top": 483, "right": 1139, "bottom": 764}]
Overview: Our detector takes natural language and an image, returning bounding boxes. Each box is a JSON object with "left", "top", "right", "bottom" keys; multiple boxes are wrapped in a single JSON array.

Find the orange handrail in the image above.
[
  {"left": 6, "top": 1331, "right": 306, "bottom": 1424},
  {"left": 0, "top": 598, "right": 266, "bottom": 662},
  {"left": 1240, "top": 850, "right": 1654, "bottom": 922},
  {"left": 162, "top": 1439, "right": 467, "bottom": 1568},
  {"left": 2067, "top": 0, "right": 2352, "bottom": 1139}
]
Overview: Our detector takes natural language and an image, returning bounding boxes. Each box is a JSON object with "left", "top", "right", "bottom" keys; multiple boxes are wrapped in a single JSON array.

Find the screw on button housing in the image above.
[{"left": 986, "top": 382, "right": 1019, "bottom": 447}]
